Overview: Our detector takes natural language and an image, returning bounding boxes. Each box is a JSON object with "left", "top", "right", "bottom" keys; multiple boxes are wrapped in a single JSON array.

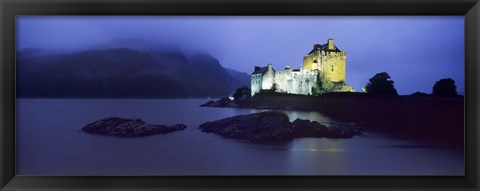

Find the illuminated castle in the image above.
[{"left": 251, "top": 38, "right": 354, "bottom": 96}]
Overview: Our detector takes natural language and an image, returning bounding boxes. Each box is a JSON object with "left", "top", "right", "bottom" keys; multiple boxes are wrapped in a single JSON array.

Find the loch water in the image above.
[{"left": 16, "top": 98, "right": 464, "bottom": 175}]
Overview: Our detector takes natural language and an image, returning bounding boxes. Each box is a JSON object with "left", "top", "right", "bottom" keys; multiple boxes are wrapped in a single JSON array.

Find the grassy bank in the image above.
[{"left": 231, "top": 92, "right": 464, "bottom": 148}]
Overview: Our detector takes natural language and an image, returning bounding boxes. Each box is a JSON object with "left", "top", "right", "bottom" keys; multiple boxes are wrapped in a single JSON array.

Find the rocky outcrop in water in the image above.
[
  {"left": 199, "top": 111, "right": 361, "bottom": 142},
  {"left": 200, "top": 97, "right": 239, "bottom": 107},
  {"left": 82, "top": 117, "right": 187, "bottom": 137}
]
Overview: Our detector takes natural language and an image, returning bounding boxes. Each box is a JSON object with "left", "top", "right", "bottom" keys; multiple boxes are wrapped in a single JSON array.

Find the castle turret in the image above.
[{"left": 328, "top": 38, "right": 335, "bottom": 50}]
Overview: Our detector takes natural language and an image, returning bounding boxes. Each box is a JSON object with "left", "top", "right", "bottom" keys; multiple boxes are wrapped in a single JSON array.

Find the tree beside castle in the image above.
[{"left": 251, "top": 38, "right": 354, "bottom": 96}]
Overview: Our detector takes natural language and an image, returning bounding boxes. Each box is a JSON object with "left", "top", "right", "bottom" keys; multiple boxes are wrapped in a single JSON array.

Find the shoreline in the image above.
[{"left": 201, "top": 92, "right": 465, "bottom": 148}]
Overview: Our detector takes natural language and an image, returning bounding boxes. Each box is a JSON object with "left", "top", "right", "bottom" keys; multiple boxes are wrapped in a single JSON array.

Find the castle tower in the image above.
[
  {"left": 302, "top": 38, "right": 347, "bottom": 83},
  {"left": 262, "top": 64, "right": 275, "bottom": 89}
]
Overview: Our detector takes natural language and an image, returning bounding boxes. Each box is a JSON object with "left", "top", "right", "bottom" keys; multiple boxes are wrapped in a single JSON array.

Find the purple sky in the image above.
[{"left": 17, "top": 16, "right": 464, "bottom": 95}]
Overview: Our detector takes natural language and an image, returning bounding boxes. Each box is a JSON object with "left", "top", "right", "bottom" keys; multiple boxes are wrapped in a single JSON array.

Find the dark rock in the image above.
[
  {"left": 291, "top": 119, "right": 329, "bottom": 137},
  {"left": 226, "top": 102, "right": 239, "bottom": 107},
  {"left": 199, "top": 111, "right": 293, "bottom": 141},
  {"left": 82, "top": 117, "right": 187, "bottom": 137},
  {"left": 326, "top": 122, "right": 362, "bottom": 138},
  {"left": 199, "top": 111, "right": 362, "bottom": 142},
  {"left": 200, "top": 97, "right": 233, "bottom": 107},
  {"left": 200, "top": 100, "right": 217, "bottom": 107}
]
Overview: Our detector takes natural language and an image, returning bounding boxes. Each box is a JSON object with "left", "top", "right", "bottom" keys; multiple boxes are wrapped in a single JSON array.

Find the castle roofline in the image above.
[
  {"left": 252, "top": 66, "right": 275, "bottom": 75},
  {"left": 307, "top": 43, "right": 342, "bottom": 55}
]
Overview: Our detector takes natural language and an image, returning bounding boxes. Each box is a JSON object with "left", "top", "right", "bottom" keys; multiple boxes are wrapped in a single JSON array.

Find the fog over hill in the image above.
[{"left": 16, "top": 48, "right": 250, "bottom": 98}]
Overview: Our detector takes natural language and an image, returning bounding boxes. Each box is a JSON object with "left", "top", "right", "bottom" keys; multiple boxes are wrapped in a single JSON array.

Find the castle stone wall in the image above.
[
  {"left": 261, "top": 64, "right": 275, "bottom": 90},
  {"left": 318, "top": 51, "right": 346, "bottom": 83},
  {"left": 274, "top": 69, "right": 318, "bottom": 95},
  {"left": 251, "top": 74, "right": 262, "bottom": 96}
]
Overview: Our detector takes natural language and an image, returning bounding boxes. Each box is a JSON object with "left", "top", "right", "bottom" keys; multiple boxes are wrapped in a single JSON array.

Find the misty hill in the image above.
[
  {"left": 225, "top": 68, "right": 250, "bottom": 87},
  {"left": 16, "top": 48, "right": 54, "bottom": 59},
  {"left": 17, "top": 48, "right": 249, "bottom": 98}
]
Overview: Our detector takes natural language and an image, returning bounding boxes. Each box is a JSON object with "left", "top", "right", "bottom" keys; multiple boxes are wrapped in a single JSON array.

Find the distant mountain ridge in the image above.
[
  {"left": 225, "top": 68, "right": 250, "bottom": 87},
  {"left": 17, "top": 47, "right": 250, "bottom": 98}
]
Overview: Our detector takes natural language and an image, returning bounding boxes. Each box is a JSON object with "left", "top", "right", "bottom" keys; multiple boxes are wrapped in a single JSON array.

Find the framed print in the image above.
[{"left": 1, "top": 0, "right": 479, "bottom": 190}]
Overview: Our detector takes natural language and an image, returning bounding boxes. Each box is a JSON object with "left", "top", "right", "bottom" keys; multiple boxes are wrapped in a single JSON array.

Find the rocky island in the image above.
[
  {"left": 82, "top": 117, "right": 187, "bottom": 137},
  {"left": 199, "top": 111, "right": 362, "bottom": 142}
]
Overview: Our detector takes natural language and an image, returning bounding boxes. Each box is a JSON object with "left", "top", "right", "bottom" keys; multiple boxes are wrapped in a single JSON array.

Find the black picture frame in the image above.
[{"left": 1, "top": 0, "right": 479, "bottom": 190}]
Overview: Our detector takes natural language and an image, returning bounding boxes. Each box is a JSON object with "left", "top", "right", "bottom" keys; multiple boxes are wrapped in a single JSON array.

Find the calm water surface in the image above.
[{"left": 16, "top": 99, "right": 464, "bottom": 175}]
